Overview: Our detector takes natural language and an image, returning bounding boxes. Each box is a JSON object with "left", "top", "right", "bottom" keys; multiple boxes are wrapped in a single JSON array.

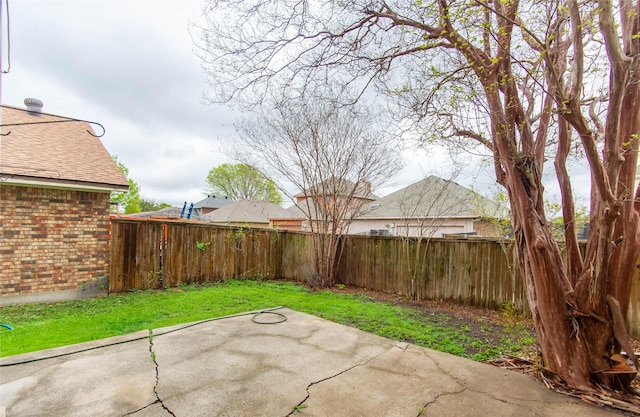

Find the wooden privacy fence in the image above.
[
  {"left": 109, "top": 218, "right": 639, "bottom": 338},
  {"left": 336, "top": 236, "right": 527, "bottom": 312},
  {"left": 109, "top": 218, "right": 313, "bottom": 292}
]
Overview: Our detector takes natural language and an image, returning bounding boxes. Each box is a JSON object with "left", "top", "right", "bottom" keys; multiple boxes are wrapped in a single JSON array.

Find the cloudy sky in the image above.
[{"left": 0, "top": 0, "right": 590, "bottom": 208}]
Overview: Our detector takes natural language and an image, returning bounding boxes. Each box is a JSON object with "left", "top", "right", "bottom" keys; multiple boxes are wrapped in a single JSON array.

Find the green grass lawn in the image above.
[{"left": 0, "top": 280, "right": 532, "bottom": 360}]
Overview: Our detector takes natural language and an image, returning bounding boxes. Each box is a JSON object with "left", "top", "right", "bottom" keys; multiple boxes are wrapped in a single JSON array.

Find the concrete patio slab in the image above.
[{"left": 0, "top": 308, "right": 621, "bottom": 416}]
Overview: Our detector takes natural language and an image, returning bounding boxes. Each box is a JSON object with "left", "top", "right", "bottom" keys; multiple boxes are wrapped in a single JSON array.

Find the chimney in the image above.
[{"left": 24, "top": 98, "right": 43, "bottom": 114}]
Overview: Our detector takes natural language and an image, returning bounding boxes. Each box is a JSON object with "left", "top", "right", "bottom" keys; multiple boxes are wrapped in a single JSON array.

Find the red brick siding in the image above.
[{"left": 0, "top": 185, "right": 111, "bottom": 295}]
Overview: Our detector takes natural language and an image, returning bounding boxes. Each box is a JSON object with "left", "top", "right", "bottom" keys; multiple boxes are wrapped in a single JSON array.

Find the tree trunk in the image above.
[
  {"left": 608, "top": 78, "right": 640, "bottom": 315},
  {"left": 574, "top": 203, "right": 620, "bottom": 387},
  {"left": 506, "top": 168, "right": 594, "bottom": 390},
  {"left": 554, "top": 118, "right": 583, "bottom": 285}
]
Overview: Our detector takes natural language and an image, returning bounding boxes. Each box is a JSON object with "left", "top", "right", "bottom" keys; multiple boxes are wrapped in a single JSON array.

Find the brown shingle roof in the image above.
[{"left": 0, "top": 104, "right": 129, "bottom": 191}]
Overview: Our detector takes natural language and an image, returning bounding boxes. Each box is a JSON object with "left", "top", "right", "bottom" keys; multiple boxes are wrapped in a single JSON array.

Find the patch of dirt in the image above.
[{"left": 330, "top": 285, "right": 640, "bottom": 415}]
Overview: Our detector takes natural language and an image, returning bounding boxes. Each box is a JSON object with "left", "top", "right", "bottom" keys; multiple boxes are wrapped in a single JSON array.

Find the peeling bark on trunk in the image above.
[
  {"left": 507, "top": 172, "right": 593, "bottom": 390},
  {"left": 555, "top": 118, "right": 583, "bottom": 286},
  {"left": 608, "top": 79, "right": 640, "bottom": 315}
]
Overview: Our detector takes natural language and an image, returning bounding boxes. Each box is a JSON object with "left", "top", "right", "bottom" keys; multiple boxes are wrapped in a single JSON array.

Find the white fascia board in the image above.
[{"left": 1, "top": 177, "right": 128, "bottom": 193}]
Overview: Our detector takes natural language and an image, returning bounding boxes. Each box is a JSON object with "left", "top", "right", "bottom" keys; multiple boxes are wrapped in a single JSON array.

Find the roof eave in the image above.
[
  {"left": 356, "top": 214, "right": 481, "bottom": 220},
  {"left": 1, "top": 175, "right": 130, "bottom": 193}
]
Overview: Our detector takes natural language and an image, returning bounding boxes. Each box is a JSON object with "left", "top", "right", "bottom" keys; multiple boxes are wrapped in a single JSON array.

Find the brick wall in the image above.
[
  {"left": 0, "top": 185, "right": 111, "bottom": 295},
  {"left": 473, "top": 219, "right": 503, "bottom": 238}
]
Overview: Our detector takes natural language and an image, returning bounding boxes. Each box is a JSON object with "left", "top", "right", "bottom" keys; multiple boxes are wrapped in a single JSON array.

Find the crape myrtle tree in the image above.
[
  {"left": 193, "top": 0, "right": 640, "bottom": 394},
  {"left": 235, "top": 97, "right": 401, "bottom": 288}
]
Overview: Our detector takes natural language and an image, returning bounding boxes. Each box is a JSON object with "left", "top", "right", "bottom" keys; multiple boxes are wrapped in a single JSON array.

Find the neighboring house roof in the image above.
[
  {"left": 358, "top": 176, "right": 503, "bottom": 219},
  {"left": 275, "top": 197, "right": 366, "bottom": 222},
  {"left": 295, "top": 178, "right": 378, "bottom": 200},
  {"left": 272, "top": 198, "right": 321, "bottom": 220},
  {"left": 0, "top": 102, "right": 129, "bottom": 192},
  {"left": 203, "top": 199, "right": 290, "bottom": 224},
  {"left": 193, "top": 195, "right": 234, "bottom": 210},
  {"left": 124, "top": 206, "right": 209, "bottom": 222},
  {"left": 270, "top": 203, "right": 305, "bottom": 219}
]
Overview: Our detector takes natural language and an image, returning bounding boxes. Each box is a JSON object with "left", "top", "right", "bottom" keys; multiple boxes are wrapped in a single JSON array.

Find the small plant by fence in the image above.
[{"left": 109, "top": 218, "right": 639, "bottom": 337}]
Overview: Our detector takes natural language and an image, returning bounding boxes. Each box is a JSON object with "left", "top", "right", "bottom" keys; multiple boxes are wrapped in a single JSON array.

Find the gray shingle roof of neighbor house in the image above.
[
  {"left": 203, "top": 199, "right": 290, "bottom": 224},
  {"left": 294, "top": 178, "right": 379, "bottom": 200},
  {"left": 358, "top": 175, "right": 504, "bottom": 219},
  {"left": 0, "top": 100, "right": 129, "bottom": 192},
  {"left": 125, "top": 206, "right": 210, "bottom": 222},
  {"left": 193, "top": 195, "right": 234, "bottom": 210}
]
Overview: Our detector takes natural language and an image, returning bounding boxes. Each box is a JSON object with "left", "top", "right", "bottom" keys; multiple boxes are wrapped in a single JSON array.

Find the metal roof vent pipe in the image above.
[{"left": 24, "top": 98, "right": 43, "bottom": 114}]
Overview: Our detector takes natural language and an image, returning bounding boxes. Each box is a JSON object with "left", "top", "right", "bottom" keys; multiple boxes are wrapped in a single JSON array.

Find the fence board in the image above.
[{"left": 108, "top": 220, "right": 163, "bottom": 292}]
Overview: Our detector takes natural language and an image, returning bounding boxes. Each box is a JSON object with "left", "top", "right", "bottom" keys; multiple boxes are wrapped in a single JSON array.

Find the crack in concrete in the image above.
[
  {"left": 420, "top": 386, "right": 545, "bottom": 417},
  {"left": 468, "top": 388, "right": 545, "bottom": 417},
  {"left": 416, "top": 386, "right": 468, "bottom": 417},
  {"left": 284, "top": 349, "right": 389, "bottom": 417},
  {"left": 148, "top": 330, "right": 177, "bottom": 417},
  {"left": 394, "top": 341, "right": 410, "bottom": 351},
  {"left": 421, "top": 350, "right": 544, "bottom": 417},
  {"left": 122, "top": 401, "right": 160, "bottom": 416}
]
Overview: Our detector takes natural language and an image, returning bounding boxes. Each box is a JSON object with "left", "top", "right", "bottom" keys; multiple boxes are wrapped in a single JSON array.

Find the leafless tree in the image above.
[
  {"left": 405, "top": 174, "right": 470, "bottom": 300},
  {"left": 389, "top": 172, "right": 506, "bottom": 300},
  {"left": 194, "top": 0, "right": 640, "bottom": 395},
  {"left": 235, "top": 97, "right": 401, "bottom": 287}
]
